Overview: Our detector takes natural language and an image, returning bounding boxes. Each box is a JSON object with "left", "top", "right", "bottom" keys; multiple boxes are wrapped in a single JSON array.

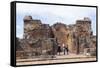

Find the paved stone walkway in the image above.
[{"left": 16, "top": 53, "right": 96, "bottom": 65}]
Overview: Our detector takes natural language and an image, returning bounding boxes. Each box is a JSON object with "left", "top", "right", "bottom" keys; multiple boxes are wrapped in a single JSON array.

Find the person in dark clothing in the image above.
[
  {"left": 57, "top": 45, "right": 61, "bottom": 55},
  {"left": 65, "top": 47, "right": 69, "bottom": 55}
]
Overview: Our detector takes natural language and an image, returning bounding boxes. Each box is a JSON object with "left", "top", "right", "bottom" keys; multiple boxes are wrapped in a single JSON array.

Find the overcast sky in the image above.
[{"left": 16, "top": 3, "right": 96, "bottom": 38}]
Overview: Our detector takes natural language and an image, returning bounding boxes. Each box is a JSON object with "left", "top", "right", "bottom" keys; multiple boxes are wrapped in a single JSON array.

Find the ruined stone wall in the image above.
[
  {"left": 75, "top": 18, "right": 92, "bottom": 54},
  {"left": 23, "top": 16, "right": 57, "bottom": 56},
  {"left": 24, "top": 16, "right": 42, "bottom": 39},
  {"left": 17, "top": 16, "right": 96, "bottom": 57},
  {"left": 52, "top": 23, "right": 68, "bottom": 47},
  {"left": 51, "top": 18, "right": 94, "bottom": 54},
  {"left": 67, "top": 25, "right": 77, "bottom": 53}
]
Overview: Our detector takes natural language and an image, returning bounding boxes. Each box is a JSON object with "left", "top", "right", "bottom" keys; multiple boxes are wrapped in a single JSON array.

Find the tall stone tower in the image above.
[
  {"left": 23, "top": 16, "right": 42, "bottom": 39},
  {"left": 75, "top": 17, "right": 92, "bottom": 54}
]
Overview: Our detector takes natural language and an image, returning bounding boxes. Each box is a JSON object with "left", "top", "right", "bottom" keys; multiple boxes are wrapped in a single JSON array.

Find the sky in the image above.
[{"left": 16, "top": 3, "right": 96, "bottom": 38}]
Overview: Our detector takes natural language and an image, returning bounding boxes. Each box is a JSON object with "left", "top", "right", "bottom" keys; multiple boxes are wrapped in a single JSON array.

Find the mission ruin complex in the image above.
[{"left": 16, "top": 16, "right": 96, "bottom": 59}]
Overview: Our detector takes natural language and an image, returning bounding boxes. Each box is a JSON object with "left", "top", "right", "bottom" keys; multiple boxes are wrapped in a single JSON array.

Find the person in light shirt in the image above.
[{"left": 63, "top": 43, "right": 69, "bottom": 55}]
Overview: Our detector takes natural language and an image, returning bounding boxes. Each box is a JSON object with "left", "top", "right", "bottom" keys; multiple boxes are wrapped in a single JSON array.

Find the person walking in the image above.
[
  {"left": 65, "top": 47, "right": 69, "bottom": 55},
  {"left": 63, "top": 43, "right": 66, "bottom": 55},
  {"left": 63, "top": 43, "right": 69, "bottom": 55},
  {"left": 57, "top": 44, "right": 61, "bottom": 55}
]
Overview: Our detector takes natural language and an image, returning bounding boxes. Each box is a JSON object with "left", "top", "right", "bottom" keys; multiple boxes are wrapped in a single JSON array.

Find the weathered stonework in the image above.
[{"left": 16, "top": 16, "right": 96, "bottom": 58}]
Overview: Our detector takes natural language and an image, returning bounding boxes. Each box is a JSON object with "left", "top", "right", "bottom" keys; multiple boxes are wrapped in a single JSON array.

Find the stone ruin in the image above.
[
  {"left": 16, "top": 16, "right": 96, "bottom": 59},
  {"left": 16, "top": 16, "right": 58, "bottom": 59}
]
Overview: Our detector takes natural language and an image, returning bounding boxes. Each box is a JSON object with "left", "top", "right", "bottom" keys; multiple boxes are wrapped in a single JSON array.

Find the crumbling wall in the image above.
[
  {"left": 16, "top": 16, "right": 96, "bottom": 58},
  {"left": 52, "top": 23, "right": 68, "bottom": 47},
  {"left": 75, "top": 17, "right": 92, "bottom": 54}
]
